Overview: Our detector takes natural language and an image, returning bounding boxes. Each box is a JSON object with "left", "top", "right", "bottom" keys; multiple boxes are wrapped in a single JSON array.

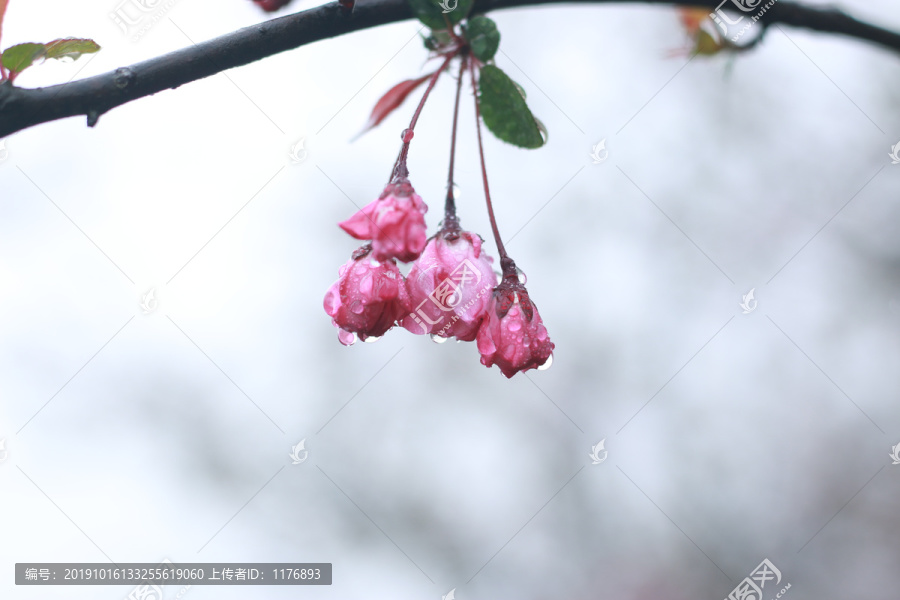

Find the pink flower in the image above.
[
  {"left": 402, "top": 231, "right": 497, "bottom": 341},
  {"left": 477, "top": 283, "right": 554, "bottom": 378},
  {"left": 323, "top": 245, "right": 409, "bottom": 345},
  {"left": 339, "top": 180, "right": 427, "bottom": 263}
]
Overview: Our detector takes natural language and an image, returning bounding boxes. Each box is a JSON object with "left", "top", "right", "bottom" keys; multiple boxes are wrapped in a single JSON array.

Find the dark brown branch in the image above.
[{"left": 1, "top": 0, "right": 898, "bottom": 138}]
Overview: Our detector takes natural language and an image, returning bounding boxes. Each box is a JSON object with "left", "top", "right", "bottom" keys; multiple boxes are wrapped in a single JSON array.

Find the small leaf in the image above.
[
  {"left": 677, "top": 7, "right": 710, "bottom": 37},
  {"left": 0, "top": 0, "right": 9, "bottom": 52},
  {"left": 422, "top": 30, "right": 452, "bottom": 52},
  {"left": 465, "top": 16, "right": 500, "bottom": 62},
  {"left": 406, "top": 0, "right": 473, "bottom": 30},
  {"left": 1, "top": 38, "right": 100, "bottom": 83},
  {"left": 478, "top": 64, "right": 544, "bottom": 149},
  {"left": 44, "top": 38, "right": 101, "bottom": 61},
  {"left": 695, "top": 29, "right": 725, "bottom": 55},
  {"left": 2, "top": 43, "right": 47, "bottom": 81},
  {"left": 422, "top": 32, "right": 439, "bottom": 51},
  {"left": 354, "top": 74, "right": 432, "bottom": 140}
]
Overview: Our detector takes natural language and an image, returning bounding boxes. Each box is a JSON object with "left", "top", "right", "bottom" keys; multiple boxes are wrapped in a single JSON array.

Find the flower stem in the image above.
[
  {"left": 390, "top": 50, "right": 458, "bottom": 184},
  {"left": 470, "top": 61, "right": 514, "bottom": 278},
  {"left": 441, "top": 53, "right": 467, "bottom": 235}
]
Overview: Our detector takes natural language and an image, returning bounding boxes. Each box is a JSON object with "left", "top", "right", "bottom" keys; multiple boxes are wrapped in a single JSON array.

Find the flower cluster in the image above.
[
  {"left": 324, "top": 178, "right": 554, "bottom": 377},
  {"left": 322, "top": 29, "right": 555, "bottom": 378}
]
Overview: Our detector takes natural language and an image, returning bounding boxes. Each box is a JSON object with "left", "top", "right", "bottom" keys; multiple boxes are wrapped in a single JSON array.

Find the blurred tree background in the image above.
[{"left": 1, "top": 0, "right": 899, "bottom": 598}]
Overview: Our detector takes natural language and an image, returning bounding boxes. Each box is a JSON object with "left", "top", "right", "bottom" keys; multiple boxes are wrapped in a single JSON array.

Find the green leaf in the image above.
[
  {"left": 694, "top": 30, "right": 725, "bottom": 55},
  {"left": 422, "top": 30, "right": 452, "bottom": 51},
  {"left": 2, "top": 43, "right": 47, "bottom": 79},
  {"left": 478, "top": 64, "right": 545, "bottom": 149},
  {"left": 44, "top": 38, "right": 101, "bottom": 61},
  {"left": 406, "top": 0, "right": 473, "bottom": 30},
  {"left": 465, "top": 16, "right": 500, "bottom": 62},
  {"left": 1, "top": 38, "right": 100, "bottom": 83}
]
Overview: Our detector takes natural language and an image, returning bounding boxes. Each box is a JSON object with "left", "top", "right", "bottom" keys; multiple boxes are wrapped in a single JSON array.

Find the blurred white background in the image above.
[{"left": 1, "top": 0, "right": 900, "bottom": 598}]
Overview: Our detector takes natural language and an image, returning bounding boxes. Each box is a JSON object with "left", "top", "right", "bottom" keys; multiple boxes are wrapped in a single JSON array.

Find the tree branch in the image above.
[{"left": 1, "top": 0, "right": 898, "bottom": 138}]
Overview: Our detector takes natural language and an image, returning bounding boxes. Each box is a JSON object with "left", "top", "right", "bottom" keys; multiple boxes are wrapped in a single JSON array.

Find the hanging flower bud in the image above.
[
  {"left": 252, "top": 0, "right": 293, "bottom": 12},
  {"left": 339, "top": 180, "right": 428, "bottom": 263},
  {"left": 477, "top": 273, "right": 554, "bottom": 378},
  {"left": 323, "top": 245, "right": 408, "bottom": 345},
  {"left": 402, "top": 230, "right": 497, "bottom": 341}
]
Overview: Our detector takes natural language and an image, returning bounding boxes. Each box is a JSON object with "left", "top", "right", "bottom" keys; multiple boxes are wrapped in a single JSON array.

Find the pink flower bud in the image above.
[
  {"left": 477, "top": 285, "right": 554, "bottom": 378},
  {"left": 339, "top": 181, "right": 428, "bottom": 263},
  {"left": 323, "top": 246, "right": 409, "bottom": 345},
  {"left": 402, "top": 231, "right": 497, "bottom": 341}
]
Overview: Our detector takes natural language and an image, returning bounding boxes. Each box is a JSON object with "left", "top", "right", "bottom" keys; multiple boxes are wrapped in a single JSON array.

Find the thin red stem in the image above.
[
  {"left": 389, "top": 50, "right": 458, "bottom": 183},
  {"left": 470, "top": 61, "right": 511, "bottom": 267},
  {"left": 442, "top": 53, "right": 467, "bottom": 231},
  {"left": 442, "top": 14, "right": 467, "bottom": 46}
]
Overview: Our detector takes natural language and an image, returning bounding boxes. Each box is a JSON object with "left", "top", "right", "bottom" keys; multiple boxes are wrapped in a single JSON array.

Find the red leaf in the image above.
[
  {"left": 353, "top": 74, "right": 431, "bottom": 141},
  {"left": 0, "top": 0, "right": 9, "bottom": 65}
]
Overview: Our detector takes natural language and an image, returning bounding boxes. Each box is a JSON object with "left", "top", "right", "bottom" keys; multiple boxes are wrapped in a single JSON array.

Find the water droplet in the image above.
[
  {"left": 401, "top": 128, "right": 414, "bottom": 143},
  {"left": 523, "top": 335, "right": 531, "bottom": 347},
  {"left": 447, "top": 183, "right": 461, "bottom": 200},
  {"left": 537, "top": 119, "right": 549, "bottom": 144},
  {"left": 517, "top": 269, "right": 527, "bottom": 284},
  {"left": 430, "top": 334, "right": 449, "bottom": 344},
  {"left": 323, "top": 289, "right": 340, "bottom": 314},
  {"left": 338, "top": 329, "right": 356, "bottom": 346},
  {"left": 113, "top": 67, "right": 136, "bottom": 89},
  {"left": 349, "top": 300, "right": 364, "bottom": 314},
  {"left": 363, "top": 335, "right": 380, "bottom": 343},
  {"left": 537, "top": 354, "right": 553, "bottom": 371},
  {"left": 359, "top": 273, "right": 374, "bottom": 295},
  {"left": 507, "top": 320, "right": 522, "bottom": 332}
]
